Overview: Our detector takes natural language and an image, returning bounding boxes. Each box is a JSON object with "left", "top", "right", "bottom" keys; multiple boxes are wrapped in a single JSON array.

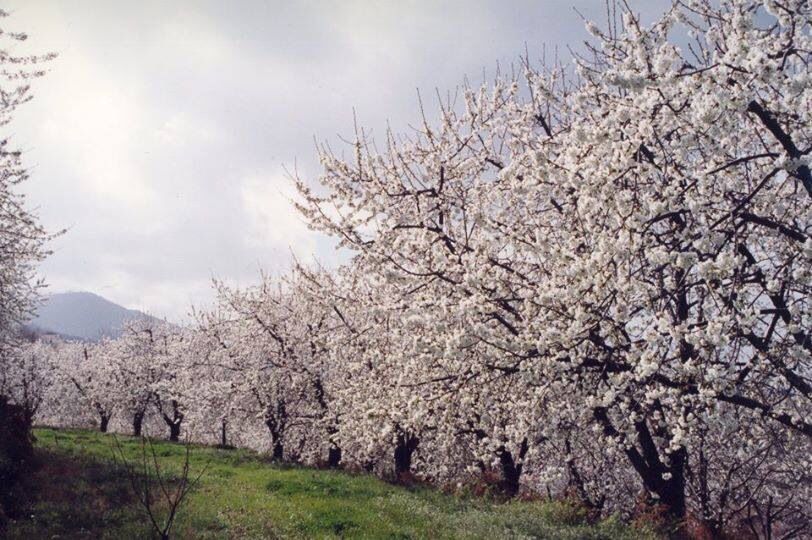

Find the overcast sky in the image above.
[{"left": 7, "top": 0, "right": 668, "bottom": 321}]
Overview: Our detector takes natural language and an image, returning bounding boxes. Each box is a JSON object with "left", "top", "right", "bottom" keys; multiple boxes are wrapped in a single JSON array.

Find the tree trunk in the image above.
[
  {"left": 162, "top": 400, "right": 184, "bottom": 442},
  {"left": 271, "top": 440, "right": 284, "bottom": 461},
  {"left": 220, "top": 419, "right": 228, "bottom": 447},
  {"left": 497, "top": 449, "right": 521, "bottom": 497},
  {"left": 265, "top": 416, "right": 284, "bottom": 461},
  {"left": 132, "top": 410, "right": 144, "bottom": 437},
  {"left": 99, "top": 413, "right": 110, "bottom": 433},
  {"left": 496, "top": 438, "right": 528, "bottom": 498},
  {"left": 328, "top": 445, "right": 342, "bottom": 468},
  {"left": 564, "top": 437, "right": 604, "bottom": 510},
  {"left": 23, "top": 406, "right": 35, "bottom": 428},
  {"left": 264, "top": 401, "right": 287, "bottom": 461},
  {"left": 658, "top": 447, "right": 687, "bottom": 521},
  {"left": 169, "top": 421, "right": 181, "bottom": 442},
  {"left": 394, "top": 432, "right": 419, "bottom": 476},
  {"left": 594, "top": 409, "right": 688, "bottom": 523}
]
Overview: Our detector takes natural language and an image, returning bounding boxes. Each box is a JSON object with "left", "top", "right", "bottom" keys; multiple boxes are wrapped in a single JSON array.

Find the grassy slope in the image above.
[{"left": 7, "top": 428, "right": 656, "bottom": 539}]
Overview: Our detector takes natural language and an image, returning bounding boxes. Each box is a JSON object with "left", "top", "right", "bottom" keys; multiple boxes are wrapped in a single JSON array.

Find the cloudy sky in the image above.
[{"left": 7, "top": 0, "right": 668, "bottom": 321}]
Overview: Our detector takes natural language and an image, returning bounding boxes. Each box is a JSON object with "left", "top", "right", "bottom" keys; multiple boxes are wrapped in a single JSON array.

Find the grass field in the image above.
[{"left": 6, "top": 428, "right": 656, "bottom": 539}]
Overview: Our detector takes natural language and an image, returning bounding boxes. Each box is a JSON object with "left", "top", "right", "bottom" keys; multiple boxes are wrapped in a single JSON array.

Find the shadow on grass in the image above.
[{"left": 5, "top": 448, "right": 155, "bottom": 539}]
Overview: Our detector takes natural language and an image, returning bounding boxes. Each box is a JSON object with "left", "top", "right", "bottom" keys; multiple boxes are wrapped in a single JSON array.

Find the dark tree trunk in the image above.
[
  {"left": 271, "top": 440, "right": 284, "bottom": 461},
  {"left": 496, "top": 439, "right": 528, "bottom": 498},
  {"left": 99, "top": 413, "right": 110, "bottom": 433},
  {"left": 220, "top": 419, "right": 228, "bottom": 448},
  {"left": 168, "top": 422, "right": 181, "bottom": 442},
  {"left": 497, "top": 450, "right": 521, "bottom": 497},
  {"left": 594, "top": 408, "right": 687, "bottom": 523},
  {"left": 564, "top": 437, "right": 604, "bottom": 510},
  {"left": 132, "top": 410, "right": 144, "bottom": 437},
  {"left": 23, "top": 407, "right": 35, "bottom": 428},
  {"left": 266, "top": 421, "right": 284, "bottom": 461},
  {"left": 312, "top": 376, "right": 341, "bottom": 468},
  {"left": 328, "top": 445, "right": 342, "bottom": 468},
  {"left": 394, "top": 432, "right": 419, "bottom": 476},
  {"left": 162, "top": 400, "right": 184, "bottom": 442},
  {"left": 264, "top": 400, "right": 287, "bottom": 461},
  {"left": 659, "top": 447, "right": 687, "bottom": 521}
]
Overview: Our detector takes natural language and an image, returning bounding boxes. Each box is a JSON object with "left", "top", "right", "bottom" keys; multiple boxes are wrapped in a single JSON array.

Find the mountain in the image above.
[{"left": 27, "top": 292, "right": 158, "bottom": 341}]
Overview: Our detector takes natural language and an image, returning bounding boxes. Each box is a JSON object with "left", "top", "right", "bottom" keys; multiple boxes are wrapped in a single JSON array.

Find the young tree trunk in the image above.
[{"left": 220, "top": 419, "right": 228, "bottom": 447}]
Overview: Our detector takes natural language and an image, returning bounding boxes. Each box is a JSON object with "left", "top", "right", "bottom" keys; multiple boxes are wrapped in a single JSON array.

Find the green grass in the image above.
[{"left": 5, "top": 428, "right": 656, "bottom": 539}]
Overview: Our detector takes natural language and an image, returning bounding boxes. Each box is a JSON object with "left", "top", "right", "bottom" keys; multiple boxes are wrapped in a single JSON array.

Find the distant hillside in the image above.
[{"left": 28, "top": 292, "right": 159, "bottom": 341}]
